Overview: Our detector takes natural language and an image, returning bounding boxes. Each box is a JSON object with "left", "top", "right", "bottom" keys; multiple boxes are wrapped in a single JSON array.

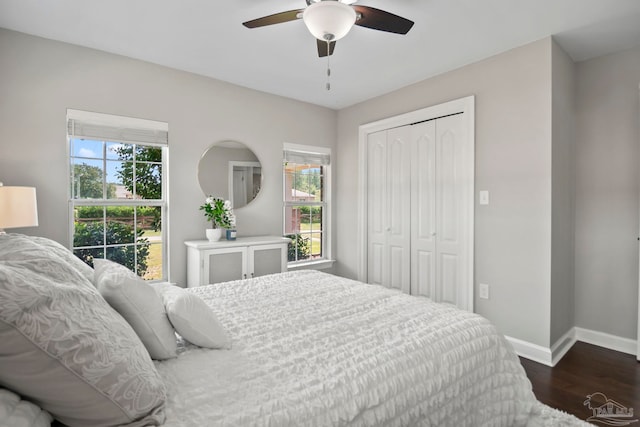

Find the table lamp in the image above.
[{"left": 0, "top": 183, "right": 39, "bottom": 234}]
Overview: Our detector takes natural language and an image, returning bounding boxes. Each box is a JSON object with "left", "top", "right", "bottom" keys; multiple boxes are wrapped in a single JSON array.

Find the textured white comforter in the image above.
[{"left": 155, "top": 270, "right": 538, "bottom": 426}]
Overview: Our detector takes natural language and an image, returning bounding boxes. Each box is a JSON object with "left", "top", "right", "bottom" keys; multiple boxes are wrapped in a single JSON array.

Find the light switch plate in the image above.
[
  {"left": 479, "top": 283, "right": 490, "bottom": 299},
  {"left": 479, "top": 190, "right": 489, "bottom": 205}
]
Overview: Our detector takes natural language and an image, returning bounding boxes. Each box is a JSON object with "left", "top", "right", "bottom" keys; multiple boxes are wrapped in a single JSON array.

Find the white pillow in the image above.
[
  {"left": 0, "top": 237, "right": 166, "bottom": 427},
  {"left": 155, "top": 284, "right": 231, "bottom": 349},
  {"left": 94, "top": 259, "right": 178, "bottom": 360},
  {"left": 0, "top": 388, "right": 53, "bottom": 427}
]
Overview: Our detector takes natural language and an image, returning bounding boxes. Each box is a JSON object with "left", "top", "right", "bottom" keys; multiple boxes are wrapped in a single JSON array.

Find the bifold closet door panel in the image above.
[
  {"left": 366, "top": 127, "right": 411, "bottom": 293},
  {"left": 386, "top": 126, "right": 411, "bottom": 293},
  {"left": 367, "top": 130, "right": 387, "bottom": 287},
  {"left": 435, "top": 114, "right": 466, "bottom": 306},
  {"left": 410, "top": 114, "right": 466, "bottom": 305},
  {"left": 410, "top": 120, "right": 436, "bottom": 298}
]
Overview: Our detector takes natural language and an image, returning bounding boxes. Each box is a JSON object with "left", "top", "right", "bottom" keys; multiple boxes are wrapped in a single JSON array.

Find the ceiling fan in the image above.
[{"left": 242, "top": 0, "right": 415, "bottom": 58}]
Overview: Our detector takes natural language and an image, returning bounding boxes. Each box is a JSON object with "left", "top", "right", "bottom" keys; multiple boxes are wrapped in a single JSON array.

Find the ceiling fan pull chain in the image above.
[{"left": 326, "top": 39, "right": 331, "bottom": 91}]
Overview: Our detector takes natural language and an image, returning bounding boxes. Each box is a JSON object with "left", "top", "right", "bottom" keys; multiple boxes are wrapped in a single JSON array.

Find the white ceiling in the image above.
[{"left": 1, "top": 0, "right": 640, "bottom": 110}]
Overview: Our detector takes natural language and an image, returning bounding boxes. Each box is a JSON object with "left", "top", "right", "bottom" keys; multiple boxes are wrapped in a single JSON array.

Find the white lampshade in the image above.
[
  {"left": 0, "top": 185, "right": 39, "bottom": 231},
  {"left": 303, "top": 1, "right": 357, "bottom": 42}
]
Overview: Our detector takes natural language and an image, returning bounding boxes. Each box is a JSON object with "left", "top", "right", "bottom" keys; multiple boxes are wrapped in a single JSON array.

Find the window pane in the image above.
[
  {"left": 310, "top": 206, "right": 323, "bottom": 258},
  {"left": 138, "top": 206, "right": 162, "bottom": 280},
  {"left": 284, "top": 206, "right": 300, "bottom": 235},
  {"left": 293, "top": 165, "right": 321, "bottom": 201},
  {"left": 106, "top": 206, "right": 135, "bottom": 244},
  {"left": 109, "top": 143, "right": 134, "bottom": 161},
  {"left": 137, "top": 145, "right": 162, "bottom": 162},
  {"left": 286, "top": 234, "right": 312, "bottom": 262},
  {"left": 73, "top": 212, "right": 104, "bottom": 258},
  {"left": 72, "top": 204, "right": 160, "bottom": 279},
  {"left": 71, "top": 138, "right": 102, "bottom": 159},
  {"left": 104, "top": 206, "right": 141, "bottom": 274},
  {"left": 284, "top": 205, "right": 322, "bottom": 261},
  {"left": 71, "top": 159, "right": 104, "bottom": 199},
  {"left": 144, "top": 243, "right": 163, "bottom": 280},
  {"left": 135, "top": 163, "right": 162, "bottom": 200},
  {"left": 106, "top": 142, "right": 126, "bottom": 160},
  {"left": 107, "top": 160, "right": 130, "bottom": 199}
]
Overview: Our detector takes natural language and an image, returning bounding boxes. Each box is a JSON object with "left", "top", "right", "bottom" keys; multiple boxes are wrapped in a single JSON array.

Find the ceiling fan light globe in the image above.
[{"left": 303, "top": 1, "right": 357, "bottom": 42}]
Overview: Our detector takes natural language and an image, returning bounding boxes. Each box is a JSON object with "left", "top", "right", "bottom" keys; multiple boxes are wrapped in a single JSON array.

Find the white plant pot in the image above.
[{"left": 206, "top": 228, "right": 222, "bottom": 242}]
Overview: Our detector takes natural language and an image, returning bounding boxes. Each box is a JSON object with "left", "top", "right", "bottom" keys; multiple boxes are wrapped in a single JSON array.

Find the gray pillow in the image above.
[
  {"left": 0, "top": 235, "right": 167, "bottom": 427},
  {"left": 94, "top": 259, "right": 178, "bottom": 360},
  {"left": 0, "top": 234, "right": 94, "bottom": 288},
  {"left": 30, "top": 235, "right": 95, "bottom": 284}
]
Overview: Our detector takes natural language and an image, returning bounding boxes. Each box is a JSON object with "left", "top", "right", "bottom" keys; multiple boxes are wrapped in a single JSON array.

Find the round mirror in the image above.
[{"left": 197, "top": 141, "right": 262, "bottom": 209}]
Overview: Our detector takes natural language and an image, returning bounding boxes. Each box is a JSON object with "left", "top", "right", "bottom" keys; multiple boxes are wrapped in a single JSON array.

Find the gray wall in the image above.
[
  {"left": 336, "top": 38, "right": 555, "bottom": 347},
  {"left": 550, "top": 40, "right": 576, "bottom": 344},
  {"left": 0, "top": 29, "right": 337, "bottom": 285},
  {"left": 574, "top": 45, "right": 640, "bottom": 340},
  {"left": 3, "top": 26, "right": 640, "bottom": 347}
]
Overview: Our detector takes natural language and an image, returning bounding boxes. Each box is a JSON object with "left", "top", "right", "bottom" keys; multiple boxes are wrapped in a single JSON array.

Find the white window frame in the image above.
[
  {"left": 283, "top": 143, "right": 333, "bottom": 270},
  {"left": 67, "top": 109, "right": 170, "bottom": 281}
]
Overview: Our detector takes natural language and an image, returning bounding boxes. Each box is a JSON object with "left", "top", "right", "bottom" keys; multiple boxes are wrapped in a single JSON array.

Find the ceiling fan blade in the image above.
[
  {"left": 242, "top": 10, "right": 303, "bottom": 28},
  {"left": 352, "top": 6, "right": 414, "bottom": 35},
  {"left": 317, "top": 39, "right": 336, "bottom": 57}
]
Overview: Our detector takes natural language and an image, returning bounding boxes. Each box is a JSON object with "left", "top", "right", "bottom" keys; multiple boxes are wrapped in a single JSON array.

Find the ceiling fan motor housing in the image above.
[{"left": 303, "top": 1, "right": 357, "bottom": 41}]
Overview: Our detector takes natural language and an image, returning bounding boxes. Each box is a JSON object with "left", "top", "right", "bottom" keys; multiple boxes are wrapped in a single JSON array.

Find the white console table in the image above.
[{"left": 185, "top": 236, "right": 290, "bottom": 287}]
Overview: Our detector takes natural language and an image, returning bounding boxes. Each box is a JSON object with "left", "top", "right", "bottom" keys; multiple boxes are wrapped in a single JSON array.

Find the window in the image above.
[
  {"left": 67, "top": 110, "right": 168, "bottom": 280},
  {"left": 283, "top": 144, "right": 331, "bottom": 265}
]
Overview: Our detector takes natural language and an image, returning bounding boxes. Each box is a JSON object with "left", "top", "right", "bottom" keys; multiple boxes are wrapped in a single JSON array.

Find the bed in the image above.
[{"left": 0, "top": 234, "right": 589, "bottom": 426}]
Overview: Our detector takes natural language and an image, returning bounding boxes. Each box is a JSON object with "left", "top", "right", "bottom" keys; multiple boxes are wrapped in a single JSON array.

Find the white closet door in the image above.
[
  {"left": 367, "top": 127, "right": 411, "bottom": 293},
  {"left": 360, "top": 97, "right": 474, "bottom": 311},
  {"left": 411, "top": 114, "right": 468, "bottom": 308},
  {"left": 410, "top": 120, "right": 437, "bottom": 298},
  {"left": 367, "top": 130, "right": 387, "bottom": 287},
  {"left": 435, "top": 114, "right": 468, "bottom": 307},
  {"left": 386, "top": 126, "right": 411, "bottom": 293},
  {"left": 367, "top": 114, "right": 467, "bottom": 304}
]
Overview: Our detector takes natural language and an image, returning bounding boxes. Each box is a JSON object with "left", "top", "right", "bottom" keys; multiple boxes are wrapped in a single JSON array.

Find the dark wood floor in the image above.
[{"left": 520, "top": 341, "right": 640, "bottom": 423}]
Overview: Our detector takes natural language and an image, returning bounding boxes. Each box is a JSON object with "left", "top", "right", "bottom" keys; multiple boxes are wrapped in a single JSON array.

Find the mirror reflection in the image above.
[{"left": 197, "top": 141, "right": 262, "bottom": 209}]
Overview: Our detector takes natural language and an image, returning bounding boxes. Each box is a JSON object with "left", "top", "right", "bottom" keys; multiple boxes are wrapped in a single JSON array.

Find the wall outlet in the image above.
[{"left": 479, "top": 283, "right": 490, "bottom": 299}]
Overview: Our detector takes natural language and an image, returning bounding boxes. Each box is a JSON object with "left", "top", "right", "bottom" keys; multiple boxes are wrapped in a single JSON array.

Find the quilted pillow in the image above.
[
  {"left": 0, "top": 235, "right": 166, "bottom": 427},
  {"left": 94, "top": 259, "right": 177, "bottom": 360},
  {"left": 155, "top": 283, "right": 231, "bottom": 349}
]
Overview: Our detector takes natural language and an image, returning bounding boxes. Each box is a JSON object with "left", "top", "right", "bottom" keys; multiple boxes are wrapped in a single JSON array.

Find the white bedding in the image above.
[
  {"left": 153, "top": 270, "right": 545, "bottom": 426},
  {"left": 0, "top": 388, "right": 52, "bottom": 427}
]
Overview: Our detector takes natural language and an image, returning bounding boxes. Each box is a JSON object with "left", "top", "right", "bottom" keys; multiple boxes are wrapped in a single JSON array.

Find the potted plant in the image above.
[{"left": 200, "top": 196, "right": 234, "bottom": 241}]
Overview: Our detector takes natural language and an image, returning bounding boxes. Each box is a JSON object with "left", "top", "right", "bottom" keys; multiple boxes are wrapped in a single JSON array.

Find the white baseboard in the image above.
[
  {"left": 504, "top": 335, "right": 554, "bottom": 366},
  {"left": 506, "top": 327, "right": 637, "bottom": 367},
  {"left": 550, "top": 329, "right": 577, "bottom": 366},
  {"left": 574, "top": 327, "right": 636, "bottom": 356}
]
